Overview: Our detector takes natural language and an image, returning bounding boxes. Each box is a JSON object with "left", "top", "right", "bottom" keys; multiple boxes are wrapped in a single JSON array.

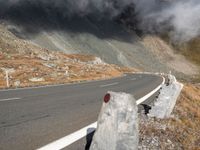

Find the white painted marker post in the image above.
[
  {"left": 5, "top": 70, "right": 9, "bottom": 88},
  {"left": 1, "top": 68, "right": 13, "bottom": 88}
]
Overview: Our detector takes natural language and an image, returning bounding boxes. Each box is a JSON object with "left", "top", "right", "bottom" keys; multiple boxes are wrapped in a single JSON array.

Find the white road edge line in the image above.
[
  {"left": 37, "top": 122, "right": 97, "bottom": 150},
  {"left": 37, "top": 76, "right": 165, "bottom": 150},
  {"left": 0, "top": 97, "right": 21, "bottom": 102},
  {"left": 136, "top": 77, "right": 165, "bottom": 105},
  {"left": 99, "top": 82, "right": 119, "bottom": 87}
]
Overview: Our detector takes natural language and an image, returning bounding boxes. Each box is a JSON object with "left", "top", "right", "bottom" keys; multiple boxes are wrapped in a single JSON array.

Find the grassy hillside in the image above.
[
  {"left": 161, "top": 34, "right": 200, "bottom": 66},
  {"left": 176, "top": 38, "right": 200, "bottom": 66},
  {"left": 139, "top": 83, "right": 200, "bottom": 149}
]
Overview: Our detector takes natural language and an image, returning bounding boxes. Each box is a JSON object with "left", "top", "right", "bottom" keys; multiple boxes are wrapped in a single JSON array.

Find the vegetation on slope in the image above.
[
  {"left": 141, "top": 35, "right": 199, "bottom": 77},
  {"left": 161, "top": 33, "right": 200, "bottom": 66},
  {"left": 0, "top": 24, "right": 136, "bottom": 89},
  {"left": 139, "top": 84, "right": 200, "bottom": 149},
  {"left": 169, "top": 84, "right": 200, "bottom": 149},
  {"left": 175, "top": 38, "right": 200, "bottom": 66}
]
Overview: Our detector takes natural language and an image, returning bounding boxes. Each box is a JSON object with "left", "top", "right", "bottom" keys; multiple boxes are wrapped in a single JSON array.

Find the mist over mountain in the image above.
[
  {"left": 0, "top": 0, "right": 200, "bottom": 42},
  {"left": 0, "top": 0, "right": 199, "bottom": 79}
]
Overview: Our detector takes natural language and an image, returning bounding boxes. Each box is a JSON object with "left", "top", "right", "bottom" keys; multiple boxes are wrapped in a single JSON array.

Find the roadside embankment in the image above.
[
  {"left": 89, "top": 74, "right": 200, "bottom": 149},
  {"left": 139, "top": 83, "right": 200, "bottom": 149}
]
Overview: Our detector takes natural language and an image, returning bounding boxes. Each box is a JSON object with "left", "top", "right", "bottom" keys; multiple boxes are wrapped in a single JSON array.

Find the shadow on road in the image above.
[{"left": 85, "top": 128, "right": 95, "bottom": 150}]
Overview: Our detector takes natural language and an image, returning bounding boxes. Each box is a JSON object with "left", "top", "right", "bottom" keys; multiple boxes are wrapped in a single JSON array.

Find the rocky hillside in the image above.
[
  {"left": 173, "top": 37, "right": 200, "bottom": 66},
  {"left": 0, "top": 24, "right": 135, "bottom": 89},
  {"left": 3, "top": 18, "right": 199, "bottom": 81},
  {"left": 141, "top": 35, "right": 199, "bottom": 77},
  {"left": 0, "top": 8, "right": 200, "bottom": 150}
]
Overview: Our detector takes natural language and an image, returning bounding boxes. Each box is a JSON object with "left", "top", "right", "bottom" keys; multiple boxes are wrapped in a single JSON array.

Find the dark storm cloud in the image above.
[{"left": 1, "top": 0, "right": 200, "bottom": 42}]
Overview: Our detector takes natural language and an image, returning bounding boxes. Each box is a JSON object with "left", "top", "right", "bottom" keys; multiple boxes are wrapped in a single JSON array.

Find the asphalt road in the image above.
[{"left": 0, "top": 73, "right": 163, "bottom": 150}]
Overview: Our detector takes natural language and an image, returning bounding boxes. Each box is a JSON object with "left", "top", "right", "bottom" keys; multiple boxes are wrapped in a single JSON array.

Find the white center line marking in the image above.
[
  {"left": 100, "top": 82, "right": 119, "bottom": 87},
  {"left": 131, "top": 78, "right": 136, "bottom": 81},
  {"left": 37, "top": 76, "right": 165, "bottom": 150},
  {"left": 0, "top": 98, "right": 21, "bottom": 102}
]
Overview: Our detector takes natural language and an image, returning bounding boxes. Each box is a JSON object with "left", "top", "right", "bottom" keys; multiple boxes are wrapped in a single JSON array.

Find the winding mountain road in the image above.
[{"left": 0, "top": 73, "right": 163, "bottom": 150}]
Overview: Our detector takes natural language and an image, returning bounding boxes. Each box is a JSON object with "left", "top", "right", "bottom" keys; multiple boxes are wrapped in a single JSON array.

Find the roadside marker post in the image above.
[
  {"left": 1, "top": 68, "right": 10, "bottom": 88},
  {"left": 1, "top": 68, "right": 15, "bottom": 88},
  {"left": 5, "top": 70, "right": 9, "bottom": 88}
]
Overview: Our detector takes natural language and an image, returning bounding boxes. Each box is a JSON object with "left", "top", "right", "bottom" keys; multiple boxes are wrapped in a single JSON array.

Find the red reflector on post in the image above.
[{"left": 104, "top": 93, "right": 111, "bottom": 103}]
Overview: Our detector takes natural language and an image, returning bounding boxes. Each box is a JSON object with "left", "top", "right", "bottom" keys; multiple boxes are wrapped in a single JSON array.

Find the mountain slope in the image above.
[
  {"left": 3, "top": 17, "right": 199, "bottom": 79},
  {"left": 0, "top": 24, "right": 135, "bottom": 88},
  {"left": 141, "top": 35, "right": 199, "bottom": 76}
]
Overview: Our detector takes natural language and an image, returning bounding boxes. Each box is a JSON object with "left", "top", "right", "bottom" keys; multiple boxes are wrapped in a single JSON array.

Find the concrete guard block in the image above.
[{"left": 90, "top": 92, "right": 138, "bottom": 150}]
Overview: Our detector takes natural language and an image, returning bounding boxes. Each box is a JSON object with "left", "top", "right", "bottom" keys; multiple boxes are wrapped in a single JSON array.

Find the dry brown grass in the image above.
[
  {"left": 139, "top": 84, "right": 200, "bottom": 149},
  {"left": 160, "top": 33, "right": 200, "bottom": 66},
  {"left": 176, "top": 38, "right": 200, "bottom": 66},
  {"left": 0, "top": 23, "right": 138, "bottom": 89},
  {"left": 0, "top": 53, "right": 129, "bottom": 89},
  {"left": 168, "top": 84, "right": 200, "bottom": 149},
  {"left": 65, "top": 54, "right": 95, "bottom": 62}
]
